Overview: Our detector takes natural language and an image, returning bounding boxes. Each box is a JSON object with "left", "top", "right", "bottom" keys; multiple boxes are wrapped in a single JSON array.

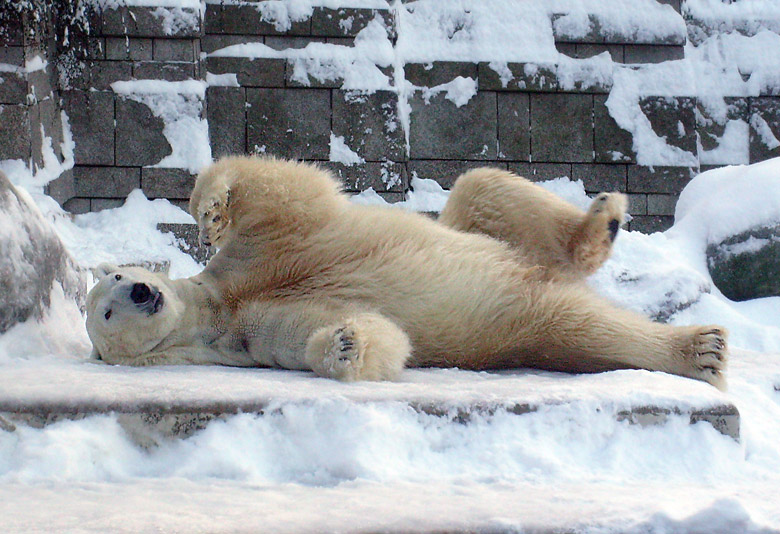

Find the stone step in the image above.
[{"left": 0, "top": 364, "right": 740, "bottom": 442}]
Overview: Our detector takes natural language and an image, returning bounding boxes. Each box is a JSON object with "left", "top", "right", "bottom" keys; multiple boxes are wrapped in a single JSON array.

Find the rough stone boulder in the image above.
[
  {"left": 707, "top": 224, "right": 780, "bottom": 302},
  {"left": 0, "top": 171, "right": 85, "bottom": 333}
]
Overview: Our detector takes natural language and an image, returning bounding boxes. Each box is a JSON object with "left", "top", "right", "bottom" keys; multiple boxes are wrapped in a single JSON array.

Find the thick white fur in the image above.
[{"left": 87, "top": 156, "right": 728, "bottom": 389}]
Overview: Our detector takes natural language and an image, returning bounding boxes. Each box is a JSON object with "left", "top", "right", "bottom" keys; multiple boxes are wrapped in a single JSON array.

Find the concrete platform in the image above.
[{"left": 0, "top": 361, "right": 740, "bottom": 441}]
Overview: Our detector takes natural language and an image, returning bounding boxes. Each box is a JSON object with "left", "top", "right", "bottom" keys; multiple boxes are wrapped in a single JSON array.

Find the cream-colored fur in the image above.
[
  {"left": 440, "top": 168, "right": 628, "bottom": 280},
  {"left": 86, "top": 156, "right": 728, "bottom": 389}
]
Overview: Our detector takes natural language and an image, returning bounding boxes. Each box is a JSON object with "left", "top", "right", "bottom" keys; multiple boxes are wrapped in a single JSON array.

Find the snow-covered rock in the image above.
[
  {"left": 707, "top": 224, "right": 780, "bottom": 301},
  {"left": 0, "top": 171, "right": 85, "bottom": 333}
]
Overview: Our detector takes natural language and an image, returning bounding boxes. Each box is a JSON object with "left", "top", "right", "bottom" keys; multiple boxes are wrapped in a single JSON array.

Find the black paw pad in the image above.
[{"left": 608, "top": 219, "right": 620, "bottom": 242}]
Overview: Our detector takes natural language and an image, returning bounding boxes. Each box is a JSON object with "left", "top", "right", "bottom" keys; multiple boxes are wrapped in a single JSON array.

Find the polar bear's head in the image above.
[{"left": 86, "top": 264, "right": 184, "bottom": 364}]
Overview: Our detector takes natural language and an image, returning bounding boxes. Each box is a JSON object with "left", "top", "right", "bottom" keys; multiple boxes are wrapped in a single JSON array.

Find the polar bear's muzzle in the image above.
[{"left": 130, "top": 282, "right": 164, "bottom": 315}]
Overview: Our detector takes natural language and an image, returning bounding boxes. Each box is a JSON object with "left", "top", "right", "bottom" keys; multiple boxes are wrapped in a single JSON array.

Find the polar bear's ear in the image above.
[{"left": 95, "top": 263, "right": 119, "bottom": 279}]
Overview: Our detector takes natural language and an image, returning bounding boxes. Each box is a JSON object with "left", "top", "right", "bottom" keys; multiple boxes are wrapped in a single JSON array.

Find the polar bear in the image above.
[{"left": 87, "top": 156, "right": 728, "bottom": 389}]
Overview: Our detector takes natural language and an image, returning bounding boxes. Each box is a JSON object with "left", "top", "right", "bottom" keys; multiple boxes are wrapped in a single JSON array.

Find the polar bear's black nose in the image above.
[{"left": 130, "top": 283, "right": 152, "bottom": 304}]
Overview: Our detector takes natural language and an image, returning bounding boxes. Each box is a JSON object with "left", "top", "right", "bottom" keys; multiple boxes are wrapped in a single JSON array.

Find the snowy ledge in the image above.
[{"left": 0, "top": 359, "right": 739, "bottom": 440}]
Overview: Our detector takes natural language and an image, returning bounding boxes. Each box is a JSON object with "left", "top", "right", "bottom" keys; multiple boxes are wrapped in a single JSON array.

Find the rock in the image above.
[
  {"left": 0, "top": 171, "right": 85, "bottom": 333},
  {"left": 707, "top": 224, "right": 780, "bottom": 301}
]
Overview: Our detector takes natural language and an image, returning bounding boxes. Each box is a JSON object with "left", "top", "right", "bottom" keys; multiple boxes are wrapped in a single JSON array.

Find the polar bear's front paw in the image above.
[
  {"left": 306, "top": 324, "right": 365, "bottom": 382},
  {"left": 197, "top": 191, "right": 231, "bottom": 248}
]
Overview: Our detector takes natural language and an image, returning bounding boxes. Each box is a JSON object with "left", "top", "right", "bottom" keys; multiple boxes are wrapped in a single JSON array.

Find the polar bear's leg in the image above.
[
  {"left": 305, "top": 312, "right": 411, "bottom": 382},
  {"left": 501, "top": 284, "right": 728, "bottom": 389},
  {"left": 440, "top": 168, "right": 627, "bottom": 279}
]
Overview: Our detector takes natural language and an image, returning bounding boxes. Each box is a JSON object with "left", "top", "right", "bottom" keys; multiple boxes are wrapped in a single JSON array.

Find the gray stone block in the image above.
[
  {"left": 101, "top": 6, "right": 200, "bottom": 37},
  {"left": 157, "top": 223, "right": 214, "bottom": 265},
  {"left": 80, "top": 37, "right": 107, "bottom": 60},
  {"left": 552, "top": 13, "right": 685, "bottom": 45},
  {"left": 749, "top": 97, "right": 780, "bottom": 163},
  {"left": 0, "top": 69, "right": 27, "bottom": 104},
  {"left": 153, "top": 38, "right": 196, "bottom": 61},
  {"left": 62, "top": 90, "right": 115, "bottom": 166},
  {"left": 106, "top": 37, "right": 153, "bottom": 60},
  {"left": 91, "top": 198, "right": 125, "bottom": 211},
  {"left": 657, "top": 0, "right": 682, "bottom": 13},
  {"left": 74, "top": 166, "right": 140, "bottom": 197},
  {"left": 628, "top": 166, "right": 692, "bottom": 194},
  {"left": 265, "top": 36, "right": 325, "bottom": 51},
  {"left": 246, "top": 88, "right": 331, "bottom": 160},
  {"left": 628, "top": 193, "right": 648, "bottom": 215},
  {"left": 0, "top": 16, "right": 23, "bottom": 46},
  {"left": 595, "top": 94, "right": 636, "bottom": 163},
  {"left": 46, "top": 169, "right": 76, "bottom": 206},
  {"left": 478, "top": 62, "right": 560, "bottom": 92},
  {"left": 332, "top": 90, "right": 405, "bottom": 162},
  {"left": 311, "top": 8, "right": 393, "bottom": 38},
  {"left": 530, "top": 93, "right": 593, "bottom": 163},
  {"left": 201, "top": 35, "right": 264, "bottom": 54},
  {"left": 697, "top": 98, "right": 748, "bottom": 155},
  {"left": 27, "top": 66, "right": 54, "bottom": 102},
  {"left": 207, "top": 56, "right": 285, "bottom": 87},
  {"left": 206, "top": 86, "right": 247, "bottom": 158},
  {"left": 647, "top": 194, "right": 678, "bottom": 216},
  {"left": 573, "top": 43, "right": 625, "bottom": 63},
  {"left": 497, "top": 92, "right": 530, "bottom": 161},
  {"left": 285, "top": 59, "right": 348, "bottom": 89},
  {"left": 571, "top": 164, "right": 627, "bottom": 192},
  {"left": 409, "top": 91, "right": 497, "bottom": 160},
  {"left": 133, "top": 61, "right": 196, "bottom": 82},
  {"left": 629, "top": 215, "right": 674, "bottom": 234},
  {"left": 0, "top": 46, "right": 24, "bottom": 66},
  {"left": 404, "top": 62, "right": 477, "bottom": 88},
  {"left": 505, "top": 162, "right": 571, "bottom": 182},
  {"left": 63, "top": 198, "right": 91, "bottom": 215},
  {"left": 65, "top": 60, "right": 133, "bottom": 90},
  {"left": 624, "top": 45, "right": 684, "bottom": 64},
  {"left": 115, "top": 98, "right": 171, "bottom": 166},
  {"left": 639, "top": 96, "right": 697, "bottom": 156},
  {"left": 324, "top": 160, "right": 407, "bottom": 192},
  {"left": 0, "top": 104, "right": 30, "bottom": 160},
  {"left": 142, "top": 168, "right": 196, "bottom": 198},
  {"left": 407, "top": 160, "right": 506, "bottom": 189},
  {"left": 205, "top": 4, "right": 310, "bottom": 36},
  {"left": 0, "top": 171, "right": 85, "bottom": 333}
]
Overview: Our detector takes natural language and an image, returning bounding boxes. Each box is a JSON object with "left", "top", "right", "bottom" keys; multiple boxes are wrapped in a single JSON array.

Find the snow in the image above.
[
  {"left": 329, "top": 133, "right": 364, "bottom": 165},
  {"left": 4, "top": 156, "right": 780, "bottom": 531},
  {"left": 2, "top": 0, "right": 780, "bottom": 531}
]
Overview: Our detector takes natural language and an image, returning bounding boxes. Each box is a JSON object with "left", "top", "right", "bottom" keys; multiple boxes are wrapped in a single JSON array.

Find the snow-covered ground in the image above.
[
  {"left": 2, "top": 0, "right": 780, "bottom": 531},
  {"left": 1, "top": 159, "right": 780, "bottom": 532}
]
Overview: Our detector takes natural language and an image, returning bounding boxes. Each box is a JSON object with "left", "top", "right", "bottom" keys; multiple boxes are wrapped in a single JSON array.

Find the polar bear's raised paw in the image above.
[
  {"left": 197, "top": 190, "right": 231, "bottom": 248},
  {"left": 568, "top": 192, "right": 628, "bottom": 275}
]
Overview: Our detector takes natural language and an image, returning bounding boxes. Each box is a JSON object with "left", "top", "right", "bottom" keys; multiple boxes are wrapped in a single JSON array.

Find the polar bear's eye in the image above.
[
  {"left": 104, "top": 309, "right": 112, "bottom": 320},
  {"left": 115, "top": 274, "right": 122, "bottom": 281},
  {"left": 213, "top": 215, "right": 221, "bottom": 223}
]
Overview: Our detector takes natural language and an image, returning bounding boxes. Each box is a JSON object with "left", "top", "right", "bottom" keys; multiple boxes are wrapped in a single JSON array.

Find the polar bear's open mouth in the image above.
[{"left": 130, "top": 283, "right": 164, "bottom": 315}]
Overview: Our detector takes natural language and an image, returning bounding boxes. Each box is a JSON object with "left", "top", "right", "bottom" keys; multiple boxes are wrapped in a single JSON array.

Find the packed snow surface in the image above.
[
  {"left": 2, "top": 158, "right": 780, "bottom": 532},
  {"left": 2, "top": 0, "right": 780, "bottom": 531}
]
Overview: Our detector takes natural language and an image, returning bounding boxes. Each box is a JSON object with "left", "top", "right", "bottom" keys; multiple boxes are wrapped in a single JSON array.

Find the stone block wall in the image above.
[{"left": 1, "top": 1, "right": 780, "bottom": 232}]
